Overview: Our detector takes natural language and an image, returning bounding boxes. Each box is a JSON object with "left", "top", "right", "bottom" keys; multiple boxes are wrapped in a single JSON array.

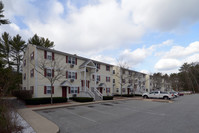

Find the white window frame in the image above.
[
  {"left": 97, "top": 75, "right": 100, "bottom": 81},
  {"left": 47, "top": 69, "right": 52, "bottom": 77},
  {"left": 47, "top": 51, "right": 52, "bottom": 60},
  {"left": 46, "top": 86, "right": 52, "bottom": 94},
  {"left": 70, "top": 87, "right": 78, "bottom": 94},
  {"left": 68, "top": 71, "right": 76, "bottom": 79},
  {"left": 68, "top": 56, "right": 76, "bottom": 65},
  {"left": 30, "top": 52, "right": 34, "bottom": 60},
  {"left": 30, "top": 69, "right": 34, "bottom": 77}
]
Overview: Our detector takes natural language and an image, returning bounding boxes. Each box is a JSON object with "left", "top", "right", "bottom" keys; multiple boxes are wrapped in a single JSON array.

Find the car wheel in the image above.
[
  {"left": 163, "top": 96, "right": 169, "bottom": 100},
  {"left": 143, "top": 95, "right": 148, "bottom": 99}
]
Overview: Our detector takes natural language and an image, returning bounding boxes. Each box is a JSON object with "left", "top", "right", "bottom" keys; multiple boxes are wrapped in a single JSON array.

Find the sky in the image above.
[{"left": 1, "top": 0, "right": 199, "bottom": 74}]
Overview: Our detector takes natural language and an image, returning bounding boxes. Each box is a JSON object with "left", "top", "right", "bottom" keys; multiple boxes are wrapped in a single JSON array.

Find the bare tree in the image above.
[
  {"left": 115, "top": 59, "right": 133, "bottom": 96},
  {"left": 31, "top": 57, "right": 66, "bottom": 104}
]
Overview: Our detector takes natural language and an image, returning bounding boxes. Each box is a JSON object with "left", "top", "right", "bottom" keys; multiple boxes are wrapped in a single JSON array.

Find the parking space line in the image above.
[
  {"left": 61, "top": 108, "right": 97, "bottom": 123},
  {"left": 81, "top": 106, "right": 116, "bottom": 116}
]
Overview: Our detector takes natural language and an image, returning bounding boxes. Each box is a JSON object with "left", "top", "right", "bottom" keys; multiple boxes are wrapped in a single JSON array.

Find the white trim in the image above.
[{"left": 35, "top": 46, "right": 38, "bottom": 97}]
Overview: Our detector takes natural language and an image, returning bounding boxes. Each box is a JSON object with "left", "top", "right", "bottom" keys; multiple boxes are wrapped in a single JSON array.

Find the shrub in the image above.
[
  {"left": 25, "top": 97, "right": 67, "bottom": 105},
  {"left": 103, "top": 96, "right": 113, "bottom": 100},
  {"left": 0, "top": 100, "right": 23, "bottom": 132},
  {"left": 122, "top": 94, "right": 134, "bottom": 97},
  {"left": 12, "top": 90, "right": 32, "bottom": 100},
  {"left": 72, "top": 97, "right": 93, "bottom": 102}
]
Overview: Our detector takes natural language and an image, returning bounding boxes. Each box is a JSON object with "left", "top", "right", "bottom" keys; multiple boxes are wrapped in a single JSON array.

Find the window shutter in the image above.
[
  {"left": 106, "top": 88, "right": 107, "bottom": 93},
  {"left": 68, "top": 87, "right": 70, "bottom": 94},
  {"left": 44, "top": 86, "right": 47, "bottom": 94},
  {"left": 99, "top": 76, "right": 101, "bottom": 81},
  {"left": 52, "top": 52, "right": 54, "bottom": 60},
  {"left": 66, "top": 71, "right": 68, "bottom": 79},
  {"left": 52, "top": 69, "right": 54, "bottom": 77},
  {"left": 75, "top": 72, "right": 77, "bottom": 79},
  {"left": 78, "top": 87, "right": 79, "bottom": 93},
  {"left": 44, "top": 68, "right": 47, "bottom": 77},
  {"left": 44, "top": 51, "right": 47, "bottom": 59},
  {"left": 66, "top": 56, "right": 68, "bottom": 63},
  {"left": 88, "top": 81, "right": 90, "bottom": 88},
  {"left": 75, "top": 58, "right": 77, "bottom": 65},
  {"left": 93, "top": 75, "right": 95, "bottom": 80},
  {"left": 106, "top": 77, "right": 107, "bottom": 82},
  {"left": 52, "top": 86, "right": 54, "bottom": 94},
  {"left": 86, "top": 80, "right": 88, "bottom": 87}
]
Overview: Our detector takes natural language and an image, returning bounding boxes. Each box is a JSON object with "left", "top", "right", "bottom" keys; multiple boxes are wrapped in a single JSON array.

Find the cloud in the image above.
[
  {"left": 155, "top": 59, "right": 182, "bottom": 71},
  {"left": 163, "top": 41, "right": 199, "bottom": 59},
  {"left": 119, "top": 47, "right": 152, "bottom": 66},
  {"left": 91, "top": 55, "right": 116, "bottom": 65},
  {"left": 122, "top": 0, "right": 199, "bottom": 31}
]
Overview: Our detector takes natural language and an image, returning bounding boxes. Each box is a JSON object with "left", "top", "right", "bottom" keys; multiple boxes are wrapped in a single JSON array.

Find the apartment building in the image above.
[
  {"left": 22, "top": 44, "right": 113, "bottom": 100},
  {"left": 113, "top": 66, "right": 147, "bottom": 95}
]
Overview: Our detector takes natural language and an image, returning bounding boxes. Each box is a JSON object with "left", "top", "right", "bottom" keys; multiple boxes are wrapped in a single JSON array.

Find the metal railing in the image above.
[
  {"left": 87, "top": 88, "right": 95, "bottom": 100},
  {"left": 94, "top": 88, "right": 103, "bottom": 99}
]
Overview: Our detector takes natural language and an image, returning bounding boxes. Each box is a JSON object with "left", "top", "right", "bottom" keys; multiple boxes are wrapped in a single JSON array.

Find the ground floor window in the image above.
[
  {"left": 70, "top": 87, "right": 78, "bottom": 94},
  {"left": 122, "top": 88, "right": 126, "bottom": 92},
  {"left": 46, "top": 86, "right": 52, "bottom": 94},
  {"left": 106, "top": 88, "right": 110, "bottom": 93}
]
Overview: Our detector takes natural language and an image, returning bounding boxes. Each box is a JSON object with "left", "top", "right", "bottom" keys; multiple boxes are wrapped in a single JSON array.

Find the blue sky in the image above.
[{"left": 1, "top": 0, "right": 199, "bottom": 74}]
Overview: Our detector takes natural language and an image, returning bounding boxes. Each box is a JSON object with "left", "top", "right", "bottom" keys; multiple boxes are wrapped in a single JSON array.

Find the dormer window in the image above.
[{"left": 30, "top": 52, "right": 34, "bottom": 60}]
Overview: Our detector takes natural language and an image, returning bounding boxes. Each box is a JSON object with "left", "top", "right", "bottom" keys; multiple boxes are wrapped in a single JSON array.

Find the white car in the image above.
[{"left": 142, "top": 91, "right": 174, "bottom": 100}]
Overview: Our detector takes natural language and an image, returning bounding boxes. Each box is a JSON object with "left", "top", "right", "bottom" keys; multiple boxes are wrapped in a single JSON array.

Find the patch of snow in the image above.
[{"left": 16, "top": 113, "right": 36, "bottom": 133}]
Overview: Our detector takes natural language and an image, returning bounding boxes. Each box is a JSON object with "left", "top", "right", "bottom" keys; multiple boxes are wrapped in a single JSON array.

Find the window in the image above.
[
  {"left": 68, "top": 72, "right": 76, "bottom": 79},
  {"left": 106, "top": 88, "right": 110, "bottom": 93},
  {"left": 106, "top": 65, "right": 110, "bottom": 71},
  {"left": 113, "top": 70, "right": 115, "bottom": 74},
  {"left": 97, "top": 75, "right": 100, "bottom": 81},
  {"left": 70, "top": 87, "right": 78, "bottom": 94},
  {"left": 47, "top": 69, "right": 52, "bottom": 77},
  {"left": 95, "top": 63, "right": 100, "bottom": 69},
  {"left": 106, "top": 77, "right": 110, "bottom": 82},
  {"left": 30, "top": 52, "right": 34, "bottom": 60},
  {"left": 23, "top": 60, "right": 26, "bottom": 66},
  {"left": 23, "top": 87, "right": 26, "bottom": 90},
  {"left": 122, "top": 79, "right": 125, "bottom": 83},
  {"left": 113, "top": 79, "right": 115, "bottom": 83},
  {"left": 46, "top": 86, "right": 52, "bottom": 94},
  {"left": 30, "top": 86, "right": 34, "bottom": 94},
  {"left": 68, "top": 56, "right": 76, "bottom": 65},
  {"left": 129, "top": 71, "right": 132, "bottom": 75},
  {"left": 47, "top": 51, "right": 52, "bottom": 60},
  {"left": 23, "top": 73, "right": 26, "bottom": 80},
  {"left": 123, "top": 70, "right": 125, "bottom": 74},
  {"left": 30, "top": 69, "right": 34, "bottom": 77},
  {"left": 129, "top": 79, "right": 132, "bottom": 83},
  {"left": 122, "top": 88, "right": 125, "bottom": 92}
]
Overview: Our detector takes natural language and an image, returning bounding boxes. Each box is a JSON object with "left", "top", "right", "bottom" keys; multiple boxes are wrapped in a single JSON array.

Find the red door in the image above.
[
  {"left": 62, "top": 87, "right": 67, "bottom": 98},
  {"left": 100, "top": 87, "right": 103, "bottom": 93}
]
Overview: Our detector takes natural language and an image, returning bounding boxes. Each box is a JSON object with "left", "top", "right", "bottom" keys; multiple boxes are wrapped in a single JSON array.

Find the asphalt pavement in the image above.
[{"left": 37, "top": 94, "right": 199, "bottom": 133}]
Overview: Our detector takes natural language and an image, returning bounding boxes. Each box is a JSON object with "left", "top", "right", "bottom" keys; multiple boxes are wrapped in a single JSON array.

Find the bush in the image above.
[
  {"left": 122, "top": 94, "right": 134, "bottom": 97},
  {"left": 0, "top": 100, "right": 23, "bottom": 132},
  {"left": 12, "top": 90, "right": 32, "bottom": 100},
  {"left": 103, "top": 96, "right": 113, "bottom": 100},
  {"left": 25, "top": 97, "right": 67, "bottom": 105},
  {"left": 72, "top": 97, "right": 93, "bottom": 102}
]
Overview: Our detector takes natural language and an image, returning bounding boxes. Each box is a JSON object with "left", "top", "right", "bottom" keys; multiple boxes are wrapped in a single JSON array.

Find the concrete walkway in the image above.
[{"left": 17, "top": 97, "right": 172, "bottom": 133}]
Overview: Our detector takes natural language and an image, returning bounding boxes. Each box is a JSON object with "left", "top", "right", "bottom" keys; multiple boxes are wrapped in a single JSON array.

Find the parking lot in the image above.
[{"left": 37, "top": 94, "right": 199, "bottom": 133}]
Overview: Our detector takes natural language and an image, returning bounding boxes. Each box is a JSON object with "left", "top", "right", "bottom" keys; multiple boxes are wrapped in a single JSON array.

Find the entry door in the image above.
[
  {"left": 100, "top": 87, "right": 103, "bottom": 93},
  {"left": 62, "top": 87, "right": 67, "bottom": 98}
]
